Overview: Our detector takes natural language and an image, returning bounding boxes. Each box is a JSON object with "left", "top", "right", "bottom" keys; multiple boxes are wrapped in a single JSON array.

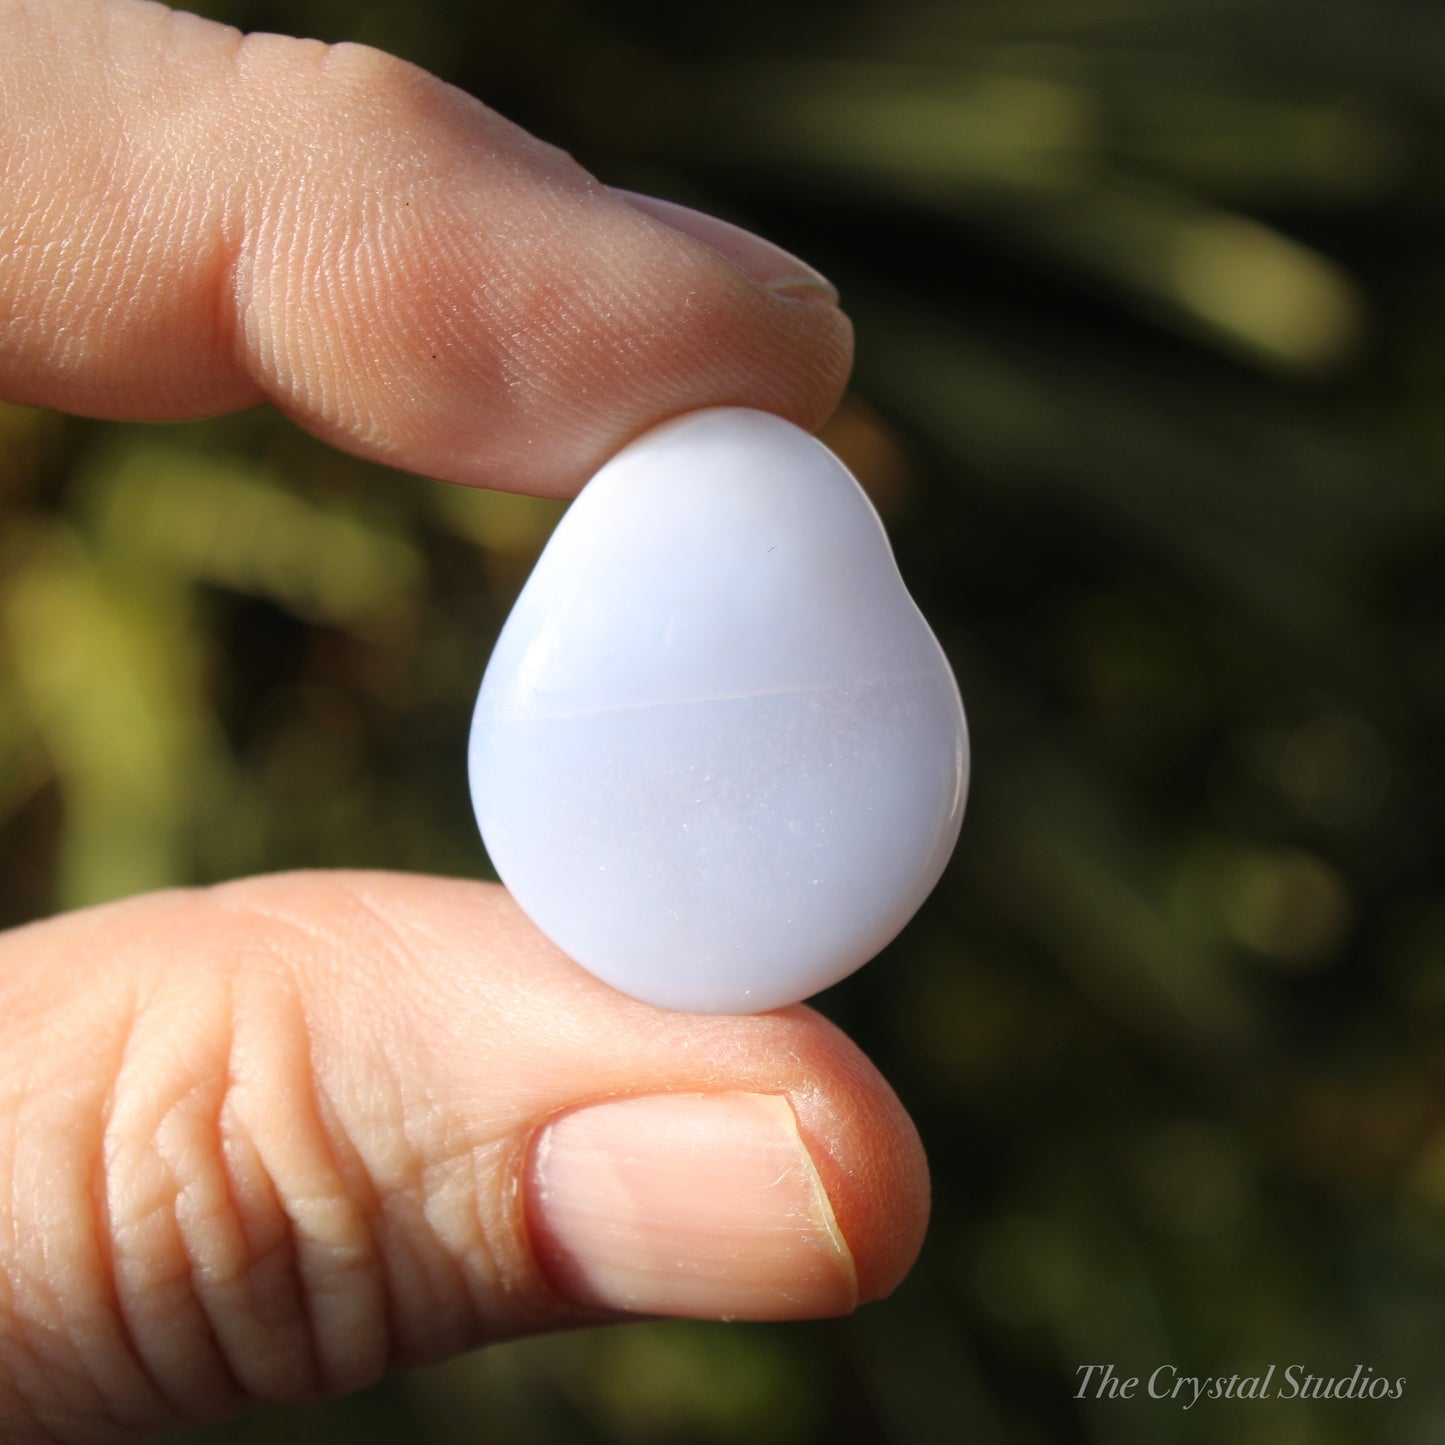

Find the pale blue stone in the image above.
[{"left": 469, "top": 408, "right": 968, "bottom": 1013}]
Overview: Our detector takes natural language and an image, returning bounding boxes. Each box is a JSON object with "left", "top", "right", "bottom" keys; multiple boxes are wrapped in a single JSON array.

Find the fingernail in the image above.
[
  {"left": 528, "top": 1091, "right": 858, "bottom": 1320},
  {"left": 614, "top": 190, "right": 839, "bottom": 304}
]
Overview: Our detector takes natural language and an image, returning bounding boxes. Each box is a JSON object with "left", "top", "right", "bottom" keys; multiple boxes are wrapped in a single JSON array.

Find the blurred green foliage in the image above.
[{"left": 4, "top": 0, "right": 1445, "bottom": 1441}]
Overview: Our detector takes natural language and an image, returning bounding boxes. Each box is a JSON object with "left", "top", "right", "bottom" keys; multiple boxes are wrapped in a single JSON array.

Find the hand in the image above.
[{"left": 0, "top": 2, "right": 928, "bottom": 1441}]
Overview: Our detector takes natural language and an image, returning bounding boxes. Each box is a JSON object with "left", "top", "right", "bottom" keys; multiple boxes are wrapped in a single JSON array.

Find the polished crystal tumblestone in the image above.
[{"left": 468, "top": 408, "right": 968, "bottom": 1013}]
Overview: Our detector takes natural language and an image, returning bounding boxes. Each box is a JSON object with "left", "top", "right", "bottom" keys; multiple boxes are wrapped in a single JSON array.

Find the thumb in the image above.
[
  {"left": 0, "top": 0, "right": 850, "bottom": 494},
  {"left": 0, "top": 873, "right": 927, "bottom": 1439}
]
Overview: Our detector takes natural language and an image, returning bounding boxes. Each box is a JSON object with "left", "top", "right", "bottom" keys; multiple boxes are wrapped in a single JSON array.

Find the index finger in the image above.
[{"left": 0, "top": 0, "right": 851, "bottom": 495}]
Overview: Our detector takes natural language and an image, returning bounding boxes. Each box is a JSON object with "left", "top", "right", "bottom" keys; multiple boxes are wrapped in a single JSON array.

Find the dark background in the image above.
[{"left": 3, "top": 0, "right": 1444, "bottom": 1441}]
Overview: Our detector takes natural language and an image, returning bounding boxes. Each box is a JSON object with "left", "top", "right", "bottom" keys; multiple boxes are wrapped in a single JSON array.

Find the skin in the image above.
[{"left": 0, "top": 2, "right": 930, "bottom": 1441}]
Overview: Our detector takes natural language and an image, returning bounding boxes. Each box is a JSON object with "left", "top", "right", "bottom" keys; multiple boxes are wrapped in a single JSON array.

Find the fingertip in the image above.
[
  {"left": 767, "top": 1007, "right": 931, "bottom": 1305},
  {"left": 263, "top": 874, "right": 924, "bottom": 1313},
  {"left": 217, "top": 872, "right": 928, "bottom": 1311},
  {"left": 0, "top": 0, "right": 854, "bottom": 488}
]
